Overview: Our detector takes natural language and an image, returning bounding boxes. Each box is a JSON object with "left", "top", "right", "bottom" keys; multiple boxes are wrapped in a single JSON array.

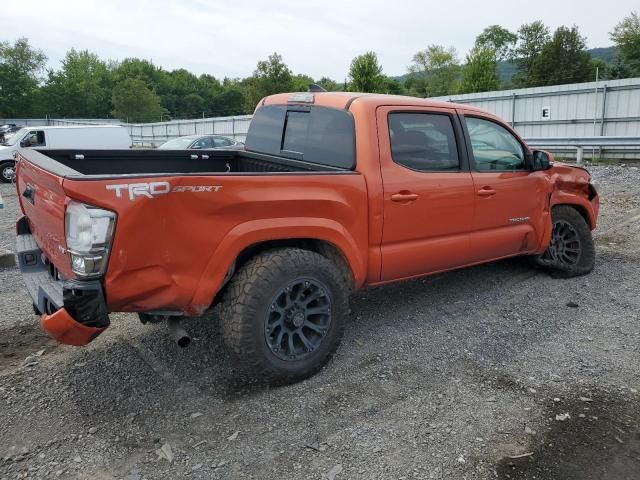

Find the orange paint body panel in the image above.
[
  {"left": 63, "top": 173, "right": 369, "bottom": 314},
  {"left": 41, "top": 308, "right": 106, "bottom": 346},
  {"left": 16, "top": 156, "right": 74, "bottom": 279},
  {"left": 14, "top": 92, "right": 599, "bottom": 346}
]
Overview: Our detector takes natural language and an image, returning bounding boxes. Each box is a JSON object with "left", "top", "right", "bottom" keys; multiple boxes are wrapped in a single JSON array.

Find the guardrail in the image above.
[{"left": 524, "top": 136, "right": 640, "bottom": 164}]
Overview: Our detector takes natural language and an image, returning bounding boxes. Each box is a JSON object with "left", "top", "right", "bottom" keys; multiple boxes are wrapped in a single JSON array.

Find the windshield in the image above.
[
  {"left": 4, "top": 128, "right": 28, "bottom": 146},
  {"left": 157, "top": 137, "right": 195, "bottom": 149}
]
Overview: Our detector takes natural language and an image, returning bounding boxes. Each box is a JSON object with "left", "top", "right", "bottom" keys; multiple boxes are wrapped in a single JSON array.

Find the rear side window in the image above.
[
  {"left": 245, "top": 105, "right": 355, "bottom": 169},
  {"left": 213, "top": 137, "right": 233, "bottom": 147},
  {"left": 192, "top": 137, "right": 213, "bottom": 149},
  {"left": 389, "top": 113, "right": 459, "bottom": 171}
]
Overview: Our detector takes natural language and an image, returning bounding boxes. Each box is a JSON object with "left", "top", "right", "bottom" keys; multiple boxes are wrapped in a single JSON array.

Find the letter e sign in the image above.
[{"left": 541, "top": 106, "right": 551, "bottom": 120}]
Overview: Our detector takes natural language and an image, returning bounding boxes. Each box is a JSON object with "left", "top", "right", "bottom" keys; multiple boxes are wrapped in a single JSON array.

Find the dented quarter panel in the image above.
[{"left": 61, "top": 174, "right": 369, "bottom": 314}]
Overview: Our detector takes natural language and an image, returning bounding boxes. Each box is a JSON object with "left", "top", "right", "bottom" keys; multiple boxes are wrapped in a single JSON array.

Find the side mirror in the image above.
[
  {"left": 19, "top": 140, "right": 28, "bottom": 148},
  {"left": 532, "top": 150, "right": 551, "bottom": 171}
]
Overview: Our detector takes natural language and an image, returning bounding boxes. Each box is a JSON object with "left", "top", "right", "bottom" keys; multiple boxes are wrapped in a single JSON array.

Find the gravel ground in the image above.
[{"left": 1, "top": 165, "right": 639, "bottom": 480}]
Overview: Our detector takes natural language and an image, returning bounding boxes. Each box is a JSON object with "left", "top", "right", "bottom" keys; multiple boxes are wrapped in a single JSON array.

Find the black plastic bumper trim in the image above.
[{"left": 16, "top": 233, "right": 110, "bottom": 328}]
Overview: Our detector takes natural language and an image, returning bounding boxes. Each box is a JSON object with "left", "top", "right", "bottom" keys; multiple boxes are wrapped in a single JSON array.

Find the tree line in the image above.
[{"left": 0, "top": 12, "right": 638, "bottom": 122}]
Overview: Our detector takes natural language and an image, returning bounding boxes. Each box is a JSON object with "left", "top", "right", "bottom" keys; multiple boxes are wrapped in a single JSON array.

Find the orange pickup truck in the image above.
[{"left": 15, "top": 92, "right": 599, "bottom": 383}]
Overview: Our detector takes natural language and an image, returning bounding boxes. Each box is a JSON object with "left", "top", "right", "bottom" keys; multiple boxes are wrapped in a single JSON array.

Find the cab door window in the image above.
[
  {"left": 465, "top": 117, "right": 525, "bottom": 171},
  {"left": 24, "top": 130, "right": 46, "bottom": 147}
]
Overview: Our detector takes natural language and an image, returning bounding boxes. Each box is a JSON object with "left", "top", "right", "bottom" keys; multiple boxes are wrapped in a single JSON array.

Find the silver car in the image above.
[{"left": 158, "top": 135, "right": 243, "bottom": 150}]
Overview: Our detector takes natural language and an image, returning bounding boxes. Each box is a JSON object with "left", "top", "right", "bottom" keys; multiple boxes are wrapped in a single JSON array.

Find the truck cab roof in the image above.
[{"left": 261, "top": 91, "right": 487, "bottom": 114}]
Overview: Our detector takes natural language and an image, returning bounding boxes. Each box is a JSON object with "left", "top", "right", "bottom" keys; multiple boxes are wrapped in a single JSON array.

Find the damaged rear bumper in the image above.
[{"left": 16, "top": 233, "right": 110, "bottom": 346}]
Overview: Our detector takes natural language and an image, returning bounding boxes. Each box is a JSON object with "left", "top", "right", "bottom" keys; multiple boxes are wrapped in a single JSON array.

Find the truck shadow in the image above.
[
  {"left": 49, "top": 258, "right": 535, "bottom": 414},
  {"left": 54, "top": 252, "right": 618, "bottom": 419}
]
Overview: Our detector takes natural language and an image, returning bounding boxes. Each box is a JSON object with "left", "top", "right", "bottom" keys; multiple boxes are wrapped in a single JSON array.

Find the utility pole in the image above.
[{"left": 592, "top": 67, "right": 599, "bottom": 161}]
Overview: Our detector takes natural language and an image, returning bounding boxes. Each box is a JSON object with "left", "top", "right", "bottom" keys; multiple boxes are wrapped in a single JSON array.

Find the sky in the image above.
[{"left": 1, "top": 0, "right": 637, "bottom": 81}]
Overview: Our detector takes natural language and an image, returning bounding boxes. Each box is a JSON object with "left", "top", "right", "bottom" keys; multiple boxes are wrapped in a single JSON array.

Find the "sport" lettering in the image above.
[{"left": 106, "top": 182, "right": 222, "bottom": 200}]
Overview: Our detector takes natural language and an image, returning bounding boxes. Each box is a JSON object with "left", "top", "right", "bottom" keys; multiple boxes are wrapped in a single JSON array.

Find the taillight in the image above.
[{"left": 64, "top": 200, "right": 116, "bottom": 277}]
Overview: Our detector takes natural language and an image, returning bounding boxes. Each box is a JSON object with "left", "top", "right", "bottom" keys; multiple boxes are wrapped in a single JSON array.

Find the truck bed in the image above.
[{"left": 28, "top": 148, "right": 349, "bottom": 178}]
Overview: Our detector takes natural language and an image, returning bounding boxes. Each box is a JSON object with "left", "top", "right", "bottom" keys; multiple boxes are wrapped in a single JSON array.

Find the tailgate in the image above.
[{"left": 16, "top": 157, "right": 73, "bottom": 279}]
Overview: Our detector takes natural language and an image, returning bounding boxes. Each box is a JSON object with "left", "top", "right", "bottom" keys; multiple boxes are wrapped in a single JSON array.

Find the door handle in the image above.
[
  {"left": 477, "top": 187, "right": 497, "bottom": 197},
  {"left": 391, "top": 192, "right": 419, "bottom": 202}
]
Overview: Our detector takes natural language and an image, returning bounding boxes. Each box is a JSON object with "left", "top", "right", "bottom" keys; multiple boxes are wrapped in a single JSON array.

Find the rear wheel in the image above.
[
  {"left": 534, "top": 205, "right": 595, "bottom": 277},
  {"left": 220, "top": 248, "right": 348, "bottom": 384},
  {"left": 0, "top": 162, "right": 15, "bottom": 183}
]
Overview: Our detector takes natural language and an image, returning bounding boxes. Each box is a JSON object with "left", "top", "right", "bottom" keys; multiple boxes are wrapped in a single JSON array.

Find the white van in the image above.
[{"left": 0, "top": 125, "right": 131, "bottom": 182}]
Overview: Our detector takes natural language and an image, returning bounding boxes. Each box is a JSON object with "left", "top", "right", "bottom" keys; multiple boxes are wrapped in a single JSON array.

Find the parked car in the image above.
[
  {"left": 14, "top": 92, "right": 599, "bottom": 384},
  {"left": 0, "top": 124, "right": 22, "bottom": 143},
  {"left": 158, "top": 134, "right": 243, "bottom": 150},
  {"left": 0, "top": 125, "right": 131, "bottom": 183}
]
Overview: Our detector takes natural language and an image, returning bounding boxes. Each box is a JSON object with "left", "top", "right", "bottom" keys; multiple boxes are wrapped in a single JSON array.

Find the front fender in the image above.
[
  {"left": 188, "top": 217, "right": 367, "bottom": 315},
  {"left": 530, "top": 187, "right": 600, "bottom": 255},
  {"left": 532, "top": 163, "right": 599, "bottom": 255},
  {"left": 550, "top": 190, "right": 598, "bottom": 230}
]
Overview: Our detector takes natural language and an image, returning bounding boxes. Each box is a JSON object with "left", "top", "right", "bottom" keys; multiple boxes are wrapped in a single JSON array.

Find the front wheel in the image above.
[
  {"left": 220, "top": 248, "right": 349, "bottom": 384},
  {"left": 534, "top": 205, "right": 595, "bottom": 277},
  {"left": 0, "top": 162, "right": 16, "bottom": 183}
]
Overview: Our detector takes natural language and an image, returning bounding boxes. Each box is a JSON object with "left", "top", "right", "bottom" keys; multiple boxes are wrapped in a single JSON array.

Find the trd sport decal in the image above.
[{"left": 106, "top": 182, "right": 223, "bottom": 200}]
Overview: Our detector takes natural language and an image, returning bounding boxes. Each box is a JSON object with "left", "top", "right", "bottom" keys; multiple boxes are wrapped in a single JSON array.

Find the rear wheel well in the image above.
[{"left": 213, "top": 239, "right": 355, "bottom": 307}]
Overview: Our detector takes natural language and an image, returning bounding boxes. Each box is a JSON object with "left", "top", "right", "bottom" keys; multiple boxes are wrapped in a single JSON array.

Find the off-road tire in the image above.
[
  {"left": 220, "top": 248, "right": 349, "bottom": 384},
  {"left": 534, "top": 205, "right": 595, "bottom": 277}
]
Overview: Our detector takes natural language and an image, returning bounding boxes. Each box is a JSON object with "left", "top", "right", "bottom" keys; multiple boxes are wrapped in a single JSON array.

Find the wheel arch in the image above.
[
  {"left": 550, "top": 192, "right": 597, "bottom": 230},
  {"left": 188, "top": 219, "right": 366, "bottom": 315},
  {"left": 233, "top": 238, "right": 356, "bottom": 288}
]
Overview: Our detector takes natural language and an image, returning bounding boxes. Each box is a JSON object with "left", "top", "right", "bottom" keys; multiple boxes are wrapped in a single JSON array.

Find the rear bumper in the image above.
[{"left": 16, "top": 232, "right": 110, "bottom": 346}]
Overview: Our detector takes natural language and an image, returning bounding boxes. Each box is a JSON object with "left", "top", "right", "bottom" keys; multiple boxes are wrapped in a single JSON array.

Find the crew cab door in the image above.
[
  {"left": 459, "top": 111, "right": 548, "bottom": 262},
  {"left": 377, "top": 106, "right": 475, "bottom": 281}
]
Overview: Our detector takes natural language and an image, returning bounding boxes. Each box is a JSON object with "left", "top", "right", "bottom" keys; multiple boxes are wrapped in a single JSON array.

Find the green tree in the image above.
[
  {"left": 348, "top": 51, "right": 385, "bottom": 92},
  {"left": 291, "top": 74, "right": 315, "bottom": 92},
  {"left": 42, "top": 49, "right": 112, "bottom": 117},
  {"left": 316, "top": 77, "right": 341, "bottom": 91},
  {"left": 607, "top": 56, "right": 633, "bottom": 79},
  {"left": 528, "top": 26, "right": 594, "bottom": 86},
  {"left": 461, "top": 47, "right": 500, "bottom": 93},
  {"left": 112, "top": 58, "right": 163, "bottom": 90},
  {"left": 382, "top": 77, "right": 405, "bottom": 95},
  {"left": 244, "top": 53, "right": 293, "bottom": 110},
  {"left": 161, "top": 68, "right": 203, "bottom": 117},
  {"left": 111, "top": 78, "right": 166, "bottom": 122},
  {"left": 407, "top": 45, "right": 460, "bottom": 97},
  {"left": 214, "top": 78, "right": 247, "bottom": 115},
  {"left": 511, "top": 21, "right": 551, "bottom": 87},
  {"left": 0, "top": 38, "right": 47, "bottom": 117},
  {"left": 610, "top": 11, "right": 640, "bottom": 74},
  {"left": 590, "top": 58, "right": 609, "bottom": 79},
  {"left": 475, "top": 25, "right": 517, "bottom": 61}
]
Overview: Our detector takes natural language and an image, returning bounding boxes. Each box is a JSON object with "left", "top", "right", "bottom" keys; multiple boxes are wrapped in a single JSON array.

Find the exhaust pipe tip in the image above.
[
  {"left": 176, "top": 335, "right": 191, "bottom": 348},
  {"left": 167, "top": 317, "right": 191, "bottom": 348}
]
